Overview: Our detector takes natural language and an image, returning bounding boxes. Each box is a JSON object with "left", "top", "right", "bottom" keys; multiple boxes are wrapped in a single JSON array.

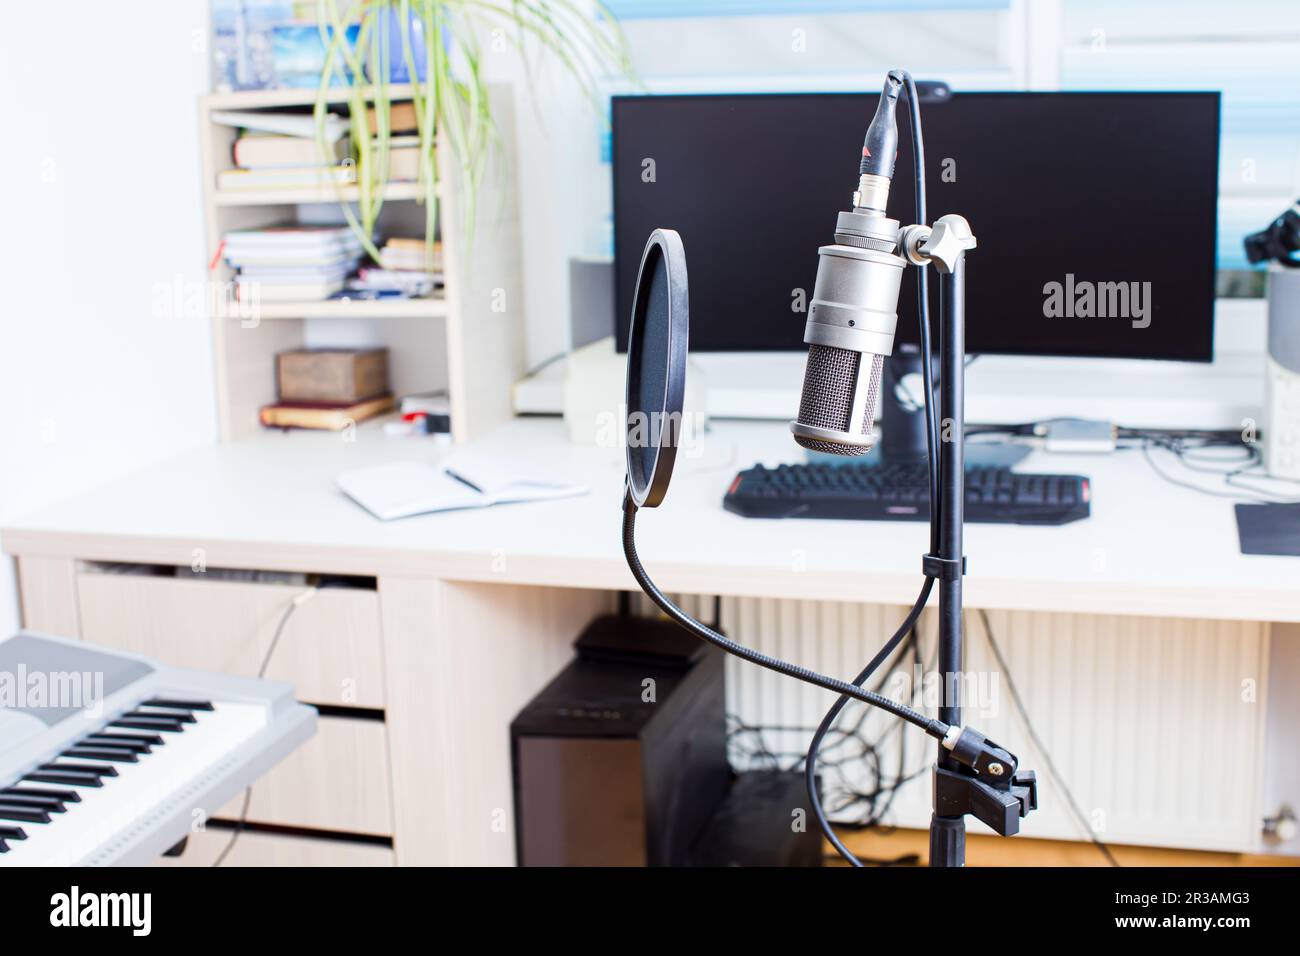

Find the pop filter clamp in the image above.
[{"left": 620, "top": 75, "right": 1038, "bottom": 868}]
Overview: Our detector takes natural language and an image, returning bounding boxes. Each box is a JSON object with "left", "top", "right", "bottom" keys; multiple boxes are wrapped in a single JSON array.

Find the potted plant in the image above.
[{"left": 313, "top": 0, "right": 631, "bottom": 265}]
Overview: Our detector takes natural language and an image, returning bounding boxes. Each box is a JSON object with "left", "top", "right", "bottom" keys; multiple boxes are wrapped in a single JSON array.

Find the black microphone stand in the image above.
[
  {"left": 933, "top": 241, "right": 970, "bottom": 866},
  {"left": 906, "top": 219, "right": 1037, "bottom": 866}
]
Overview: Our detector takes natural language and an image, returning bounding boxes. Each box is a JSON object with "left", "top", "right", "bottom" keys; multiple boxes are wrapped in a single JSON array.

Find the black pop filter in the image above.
[{"left": 624, "top": 228, "right": 688, "bottom": 509}]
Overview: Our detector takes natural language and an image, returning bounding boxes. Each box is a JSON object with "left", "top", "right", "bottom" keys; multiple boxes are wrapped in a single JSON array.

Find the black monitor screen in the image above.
[{"left": 613, "top": 91, "right": 1219, "bottom": 361}]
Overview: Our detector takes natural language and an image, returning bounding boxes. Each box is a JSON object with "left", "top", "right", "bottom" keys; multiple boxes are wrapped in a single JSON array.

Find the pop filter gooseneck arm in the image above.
[{"left": 622, "top": 503, "right": 946, "bottom": 734}]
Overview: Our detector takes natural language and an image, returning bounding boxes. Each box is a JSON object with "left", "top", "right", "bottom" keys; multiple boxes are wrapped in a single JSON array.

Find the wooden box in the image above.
[{"left": 276, "top": 348, "right": 389, "bottom": 403}]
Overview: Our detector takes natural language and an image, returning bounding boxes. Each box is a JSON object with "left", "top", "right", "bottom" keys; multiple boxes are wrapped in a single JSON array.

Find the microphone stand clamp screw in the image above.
[
  {"left": 934, "top": 725, "right": 1039, "bottom": 837},
  {"left": 904, "top": 214, "right": 978, "bottom": 274}
]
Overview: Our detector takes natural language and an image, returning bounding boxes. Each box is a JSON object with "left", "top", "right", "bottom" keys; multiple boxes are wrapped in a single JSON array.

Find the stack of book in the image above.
[
  {"left": 215, "top": 110, "right": 355, "bottom": 192},
  {"left": 214, "top": 102, "right": 427, "bottom": 191},
  {"left": 224, "top": 225, "right": 365, "bottom": 302},
  {"left": 347, "top": 237, "right": 444, "bottom": 298},
  {"left": 260, "top": 347, "right": 395, "bottom": 430},
  {"left": 367, "top": 102, "right": 424, "bottom": 182},
  {"left": 380, "top": 237, "right": 442, "bottom": 272}
]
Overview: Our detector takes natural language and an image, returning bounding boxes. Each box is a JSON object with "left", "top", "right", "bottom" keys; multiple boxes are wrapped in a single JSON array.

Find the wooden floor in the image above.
[{"left": 834, "top": 827, "right": 1300, "bottom": 867}]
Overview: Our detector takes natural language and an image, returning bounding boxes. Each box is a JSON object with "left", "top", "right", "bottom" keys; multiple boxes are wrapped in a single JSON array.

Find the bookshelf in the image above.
[
  {"left": 231, "top": 297, "right": 452, "bottom": 321},
  {"left": 211, "top": 181, "right": 433, "bottom": 207},
  {"left": 197, "top": 83, "right": 525, "bottom": 443},
  {"left": 204, "top": 83, "right": 424, "bottom": 111}
]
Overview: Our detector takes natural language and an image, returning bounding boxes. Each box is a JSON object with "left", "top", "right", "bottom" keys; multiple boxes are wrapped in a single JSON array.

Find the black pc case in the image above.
[{"left": 510, "top": 614, "right": 730, "bottom": 866}]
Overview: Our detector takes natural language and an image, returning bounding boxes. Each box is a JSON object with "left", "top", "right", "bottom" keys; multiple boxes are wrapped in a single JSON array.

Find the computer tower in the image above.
[{"left": 511, "top": 614, "right": 730, "bottom": 866}]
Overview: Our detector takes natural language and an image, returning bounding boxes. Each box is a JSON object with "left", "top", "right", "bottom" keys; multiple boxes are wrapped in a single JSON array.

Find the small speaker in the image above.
[
  {"left": 1265, "top": 268, "right": 1300, "bottom": 479},
  {"left": 569, "top": 257, "right": 615, "bottom": 351}
]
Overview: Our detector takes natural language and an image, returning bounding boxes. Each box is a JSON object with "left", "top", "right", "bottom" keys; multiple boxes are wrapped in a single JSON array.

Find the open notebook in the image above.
[{"left": 337, "top": 456, "right": 588, "bottom": 521}]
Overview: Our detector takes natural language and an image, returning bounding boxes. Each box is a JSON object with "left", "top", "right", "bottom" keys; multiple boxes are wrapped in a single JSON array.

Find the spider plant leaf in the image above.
[{"left": 316, "top": 0, "right": 633, "bottom": 273}]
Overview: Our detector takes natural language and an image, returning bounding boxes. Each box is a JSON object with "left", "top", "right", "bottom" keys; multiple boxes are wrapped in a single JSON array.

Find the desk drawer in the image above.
[
  {"left": 76, "top": 573, "right": 386, "bottom": 708},
  {"left": 156, "top": 829, "right": 394, "bottom": 867},
  {"left": 217, "top": 715, "right": 392, "bottom": 836}
]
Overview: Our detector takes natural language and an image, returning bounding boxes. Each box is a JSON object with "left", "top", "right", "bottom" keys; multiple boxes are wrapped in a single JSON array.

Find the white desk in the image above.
[
  {"left": 6, "top": 416, "right": 1296, "bottom": 619},
  {"left": 4, "top": 416, "right": 1298, "bottom": 862}
]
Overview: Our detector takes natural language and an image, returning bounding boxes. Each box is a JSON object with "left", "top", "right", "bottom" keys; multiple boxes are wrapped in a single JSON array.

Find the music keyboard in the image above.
[{"left": 0, "top": 631, "right": 315, "bottom": 866}]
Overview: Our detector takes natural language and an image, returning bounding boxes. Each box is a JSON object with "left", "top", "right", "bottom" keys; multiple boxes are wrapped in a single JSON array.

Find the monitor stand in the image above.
[{"left": 874, "top": 347, "right": 1031, "bottom": 470}]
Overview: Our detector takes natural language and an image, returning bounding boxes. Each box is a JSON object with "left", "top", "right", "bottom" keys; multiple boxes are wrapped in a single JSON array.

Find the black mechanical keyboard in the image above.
[{"left": 723, "top": 461, "right": 1090, "bottom": 526}]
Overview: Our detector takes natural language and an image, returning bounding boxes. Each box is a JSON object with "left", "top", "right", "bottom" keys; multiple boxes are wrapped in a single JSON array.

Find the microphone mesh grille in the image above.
[
  {"left": 797, "top": 345, "right": 857, "bottom": 432},
  {"left": 793, "top": 346, "right": 883, "bottom": 456}
]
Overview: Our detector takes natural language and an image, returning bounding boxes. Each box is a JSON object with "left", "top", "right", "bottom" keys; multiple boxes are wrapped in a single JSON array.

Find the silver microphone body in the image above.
[
  {"left": 790, "top": 212, "right": 906, "bottom": 456},
  {"left": 790, "top": 71, "right": 909, "bottom": 457}
]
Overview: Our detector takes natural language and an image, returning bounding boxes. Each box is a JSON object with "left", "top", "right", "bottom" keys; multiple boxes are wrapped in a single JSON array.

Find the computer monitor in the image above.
[{"left": 612, "top": 91, "right": 1220, "bottom": 362}]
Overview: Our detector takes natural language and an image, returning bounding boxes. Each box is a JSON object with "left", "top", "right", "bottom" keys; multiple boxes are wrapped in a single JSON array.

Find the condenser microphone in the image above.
[{"left": 790, "top": 71, "right": 910, "bottom": 457}]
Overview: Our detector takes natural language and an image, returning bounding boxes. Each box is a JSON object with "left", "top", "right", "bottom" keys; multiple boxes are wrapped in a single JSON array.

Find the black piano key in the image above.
[
  {"left": 89, "top": 731, "right": 164, "bottom": 748},
  {"left": 143, "top": 697, "right": 213, "bottom": 712},
  {"left": 63, "top": 747, "right": 139, "bottom": 764},
  {"left": 84, "top": 734, "right": 153, "bottom": 753},
  {"left": 22, "top": 771, "right": 102, "bottom": 788},
  {"left": 111, "top": 716, "right": 185, "bottom": 733},
  {"left": 40, "top": 762, "right": 118, "bottom": 778},
  {"left": 0, "top": 804, "right": 51, "bottom": 824},
  {"left": 22, "top": 773, "right": 102, "bottom": 789},
  {"left": 2, "top": 786, "right": 81, "bottom": 803},
  {"left": 0, "top": 825, "right": 27, "bottom": 840},
  {"left": 0, "top": 793, "right": 65, "bottom": 812},
  {"left": 0, "top": 840, "right": 7, "bottom": 854},
  {"left": 127, "top": 708, "right": 196, "bottom": 724}
]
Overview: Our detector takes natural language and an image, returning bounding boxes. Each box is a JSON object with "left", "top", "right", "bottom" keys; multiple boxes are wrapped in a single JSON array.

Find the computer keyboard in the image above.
[{"left": 723, "top": 461, "right": 1090, "bottom": 526}]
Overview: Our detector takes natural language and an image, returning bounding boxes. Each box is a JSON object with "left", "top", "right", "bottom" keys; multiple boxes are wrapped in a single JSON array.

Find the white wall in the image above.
[{"left": 0, "top": 1, "right": 217, "bottom": 633}]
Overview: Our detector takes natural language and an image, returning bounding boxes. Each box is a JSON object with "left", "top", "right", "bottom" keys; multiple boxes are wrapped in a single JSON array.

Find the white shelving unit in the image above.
[
  {"left": 211, "top": 181, "right": 432, "bottom": 207},
  {"left": 197, "top": 83, "right": 525, "bottom": 443}
]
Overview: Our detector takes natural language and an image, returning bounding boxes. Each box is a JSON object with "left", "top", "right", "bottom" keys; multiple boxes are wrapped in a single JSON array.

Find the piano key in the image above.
[
  {"left": 42, "top": 762, "right": 118, "bottom": 778},
  {"left": 88, "top": 731, "right": 164, "bottom": 748},
  {"left": 0, "top": 826, "right": 26, "bottom": 841},
  {"left": 2, "top": 786, "right": 81, "bottom": 804},
  {"left": 83, "top": 735, "right": 153, "bottom": 753},
  {"left": 0, "top": 804, "right": 51, "bottom": 824},
  {"left": 110, "top": 716, "right": 186, "bottom": 733},
  {"left": 129, "top": 708, "right": 196, "bottom": 724},
  {"left": 0, "top": 793, "right": 66, "bottom": 812},
  {"left": 143, "top": 698, "right": 214, "bottom": 712},
  {"left": 77, "top": 741, "right": 150, "bottom": 758},
  {"left": 0, "top": 841, "right": 7, "bottom": 854},
  {"left": 63, "top": 748, "right": 140, "bottom": 764},
  {"left": 24, "top": 771, "right": 104, "bottom": 788}
]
